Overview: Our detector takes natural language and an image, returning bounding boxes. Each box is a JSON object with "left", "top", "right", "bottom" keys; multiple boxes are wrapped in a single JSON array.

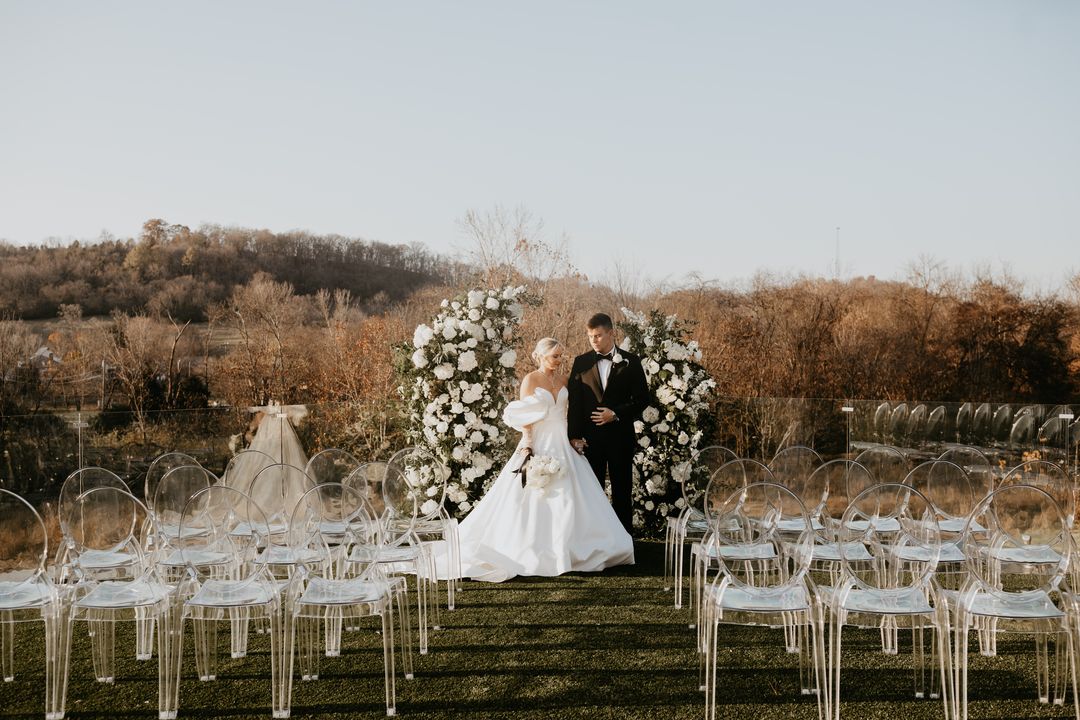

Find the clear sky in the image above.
[{"left": 1, "top": 1, "right": 1077, "bottom": 290}]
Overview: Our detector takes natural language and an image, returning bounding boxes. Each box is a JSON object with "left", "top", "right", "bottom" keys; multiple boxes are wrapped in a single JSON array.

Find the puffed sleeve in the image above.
[{"left": 502, "top": 393, "right": 549, "bottom": 431}]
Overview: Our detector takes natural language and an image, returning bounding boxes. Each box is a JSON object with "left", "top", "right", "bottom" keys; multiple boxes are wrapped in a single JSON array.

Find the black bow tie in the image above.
[{"left": 597, "top": 351, "right": 614, "bottom": 361}]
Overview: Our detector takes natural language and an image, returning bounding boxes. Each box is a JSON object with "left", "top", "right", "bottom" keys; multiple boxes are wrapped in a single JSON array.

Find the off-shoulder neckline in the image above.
[{"left": 534, "top": 385, "right": 568, "bottom": 401}]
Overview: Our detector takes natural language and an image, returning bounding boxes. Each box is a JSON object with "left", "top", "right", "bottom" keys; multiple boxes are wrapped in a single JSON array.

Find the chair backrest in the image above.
[
  {"left": 768, "top": 445, "right": 823, "bottom": 502},
  {"left": 808, "top": 459, "right": 873, "bottom": 525},
  {"left": 178, "top": 485, "right": 271, "bottom": 587},
  {"left": 248, "top": 463, "right": 317, "bottom": 536},
  {"left": 145, "top": 451, "right": 201, "bottom": 505},
  {"left": 937, "top": 445, "right": 994, "bottom": 500},
  {"left": 925, "top": 405, "right": 947, "bottom": 441},
  {"left": 991, "top": 405, "right": 1013, "bottom": 441},
  {"left": 387, "top": 446, "right": 449, "bottom": 519},
  {"left": 345, "top": 461, "right": 389, "bottom": 514},
  {"left": 904, "top": 460, "right": 973, "bottom": 538},
  {"left": 67, "top": 485, "right": 155, "bottom": 569},
  {"left": 998, "top": 460, "right": 1074, "bottom": 528},
  {"left": 289, "top": 482, "right": 378, "bottom": 576},
  {"left": 905, "top": 404, "right": 928, "bottom": 442},
  {"left": 304, "top": 448, "right": 362, "bottom": 486},
  {"left": 852, "top": 445, "right": 909, "bottom": 493},
  {"left": 962, "top": 483, "right": 1071, "bottom": 598},
  {"left": 380, "top": 464, "right": 420, "bottom": 524},
  {"left": 838, "top": 483, "right": 939, "bottom": 592},
  {"left": 702, "top": 460, "right": 774, "bottom": 525},
  {"left": 707, "top": 481, "right": 814, "bottom": 592},
  {"left": 58, "top": 467, "right": 128, "bottom": 538},
  {"left": 223, "top": 449, "right": 278, "bottom": 492},
  {"left": 675, "top": 445, "right": 738, "bottom": 510},
  {"left": 154, "top": 465, "right": 218, "bottom": 535},
  {"left": 0, "top": 489, "right": 50, "bottom": 589}
]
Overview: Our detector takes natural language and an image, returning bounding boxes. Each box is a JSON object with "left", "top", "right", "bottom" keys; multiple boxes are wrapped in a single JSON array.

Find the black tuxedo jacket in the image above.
[{"left": 567, "top": 348, "right": 651, "bottom": 449}]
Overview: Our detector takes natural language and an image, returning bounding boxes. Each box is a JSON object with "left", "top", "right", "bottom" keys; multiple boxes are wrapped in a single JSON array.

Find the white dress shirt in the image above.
[{"left": 597, "top": 354, "right": 613, "bottom": 390}]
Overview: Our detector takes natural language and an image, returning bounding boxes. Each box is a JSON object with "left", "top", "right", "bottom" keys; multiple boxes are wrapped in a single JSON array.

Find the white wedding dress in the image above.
[{"left": 454, "top": 385, "right": 635, "bottom": 582}]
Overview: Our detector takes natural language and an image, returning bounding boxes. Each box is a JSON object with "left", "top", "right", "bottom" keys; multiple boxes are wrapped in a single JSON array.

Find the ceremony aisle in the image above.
[{"left": 0, "top": 542, "right": 1073, "bottom": 719}]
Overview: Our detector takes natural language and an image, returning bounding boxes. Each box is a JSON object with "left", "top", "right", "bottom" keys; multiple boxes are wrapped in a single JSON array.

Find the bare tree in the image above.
[{"left": 457, "top": 204, "right": 578, "bottom": 289}]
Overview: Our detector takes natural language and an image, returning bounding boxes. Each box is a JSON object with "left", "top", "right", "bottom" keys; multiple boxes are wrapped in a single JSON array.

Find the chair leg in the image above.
[
  {"left": 382, "top": 609, "right": 396, "bottom": 716},
  {"left": 158, "top": 600, "right": 183, "bottom": 720},
  {"left": 270, "top": 602, "right": 295, "bottom": 719},
  {"left": 45, "top": 605, "right": 72, "bottom": 720}
]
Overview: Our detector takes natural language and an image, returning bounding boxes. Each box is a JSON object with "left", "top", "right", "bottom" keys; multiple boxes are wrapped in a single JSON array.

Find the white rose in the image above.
[
  {"left": 413, "top": 324, "right": 434, "bottom": 348},
  {"left": 469, "top": 431, "right": 484, "bottom": 444},
  {"left": 451, "top": 402, "right": 464, "bottom": 414},
  {"left": 499, "top": 350, "right": 517, "bottom": 368},
  {"left": 508, "top": 303, "right": 523, "bottom": 321},
  {"left": 458, "top": 351, "right": 478, "bottom": 372},
  {"left": 634, "top": 420, "right": 645, "bottom": 434},
  {"left": 468, "top": 308, "right": 482, "bottom": 321},
  {"left": 420, "top": 499, "right": 440, "bottom": 516},
  {"left": 656, "top": 422, "right": 670, "bottom": 433},
  {"left": 486, "top": 296, "right": 500, "bottom": 310},
  {"left": 678, "top": 431, "right": 690, "bottom": 445},
  {"left": 646, "top": 359, "right": 660, "bottom": 375},
  {"left": 459, "top": 501, "right": 472, "bottom": 513},
  {"left": 638, "top": 436, "right": 651, "bottom": 448},
  {"left": 452, "top": 446, "right": 467, "bottom": 461},
  {"left": 666, "top": 412, "right": 675, "bottom": 421},
  {"left": 453, "top": 424, "right": 467, "bottom": 439},
  {"left": 644, "top": 500, "right": 655, "bottom": 511},
  {"left": 411, "top": 349, "right": 428, "bottom": 368},
  {"left": 642, "top": 406, "right": 660, "bottom": 423},
  {"left": 440, "top": 299, "right": 449, "bottom": 308},
  {"left": 675, "top": 399, "right": 686, "bottom": 410},
  {"left": 487, "top": 328, "right": 499, "bottom": 340},
  {"left": 442, "top": 324, "right": 458, "bottom": 340},
  {"left": 434, "top": 363, "right": 454, "bottom": 380},
  {"left": 436, "top": 421, "right": 448, "bottom": 434},
  {"left": 468, "top": 290, "right": 486, "bottom": 308},
  {"left": 451, "top": 301, "right": 461, "bottom": 310}
]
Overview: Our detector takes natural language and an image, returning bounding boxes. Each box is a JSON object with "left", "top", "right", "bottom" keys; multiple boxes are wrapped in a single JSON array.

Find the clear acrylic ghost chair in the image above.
[
  {"left": 691, "top": 459, "right": 776, "bottom": 640},
  {"left": 56, "top": 468, "right": 138, "bottom": 583},
  {"left": 665, "top": 445, "right": 738, "bottom": 609},
  {"left": 145, "top": 452, "right": 201, "bottom": 510},
  {"left": 828, "top": 483, "right": 952, "bottom": 719},
  {"left": 152, "top": 465, "right": 219, "bottom": 548},
  {"left": 173, "top": 485, "right": 293, "bottom": 718},
  {"left": 900, "top": 460, "right": 976, "bottom": 592},
  {"left": 937, "top": 446, "right": 995, "bottom": 504},
  {"left": 387, "top": 446, "right": 455, "bottom": 616},
  {"left": 245, "top": 463, "right": 317, "bottom": 563},
  {"left": 347, "top": 465, "right": 431, "bottom": 654},
  {"left": 700, "top": 482, "right": 828, "bottom": 720},
  {"left": 0, "top": 489, "right": 66, "bottom": 720},
  {"left": 288, "top": 482, "right": 415, "bottom": 716},
  {"left": 971, "top": 459, "right": 1074, "bottom": 661},
  {"left": 847, "top": 445, "right": 910, "bottom": 534},
  {"left": 62, "top": 486, "right": 179, "bottom": 718},
  {"left": 953, "top": 483, "right": 1074, "bottom": 719}
]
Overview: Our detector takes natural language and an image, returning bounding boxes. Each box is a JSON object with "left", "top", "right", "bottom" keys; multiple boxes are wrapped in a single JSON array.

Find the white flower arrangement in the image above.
[
  {"left": 618, "top": 307, "right": 716, "bottom": 536},
  {"left": 398, "top": 285, "right": 537, "bottom": 518},
  {"left": 525, "top": 455, "right": 562, "bottom": 496}
]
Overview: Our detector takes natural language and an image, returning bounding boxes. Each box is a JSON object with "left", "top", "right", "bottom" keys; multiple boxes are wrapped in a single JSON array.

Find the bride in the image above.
[{"left": 452, "top": 337, "right": 635, "bottom": 582}]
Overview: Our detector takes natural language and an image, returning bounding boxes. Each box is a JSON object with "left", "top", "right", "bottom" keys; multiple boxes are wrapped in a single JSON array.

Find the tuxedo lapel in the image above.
[{"left": 583, "top": 357, "right": 603, "bottom": 403}]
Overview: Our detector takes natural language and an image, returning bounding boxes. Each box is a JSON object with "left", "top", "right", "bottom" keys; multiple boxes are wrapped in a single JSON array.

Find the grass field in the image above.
[{"left": 0, "top": 541, "right": 1074, "bottom": 719}]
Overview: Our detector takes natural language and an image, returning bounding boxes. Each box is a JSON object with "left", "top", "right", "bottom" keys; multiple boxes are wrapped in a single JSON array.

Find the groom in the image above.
[{"left": 567, "top": 313, "right": 651, "bottom": 534}]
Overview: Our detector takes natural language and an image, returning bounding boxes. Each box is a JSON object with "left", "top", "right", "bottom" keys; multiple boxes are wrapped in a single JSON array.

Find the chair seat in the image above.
[
  {"left": 703, "top": 543, "right": 777, "bottom": 561},
  {"left": 986, "top": 546, "right": 1063, "bottom": 565},
  {"left": 964, "top": 589, "right": 1064, "bottom": 620},
  {"left": 258, "top": 545, "right": 321, "bottom": 566},
  {"left": 844, "top": 517, "right": 901, "bottom": 533},
  {"left": 76, "top": 548, "right": 138, "bottom": 570},
  {"left": 839, "top": 587, "right": 933, "bottom": 616},
  {"left": 938, "top": 517, "right": 986, "bottom": 533},
  {"left": 161, "top": 548, "right": 232, "bottom": 568},
  {"left": 707, "top": 584, "right": 811, "bottom": 613},
  {"left": 77, "top": 578, "right": 171, "bottom": 609},
  {"left": 159, "top": 523, "right": 210, "bottom": 540},
  {"left": 350, "top": 545, "right": 421, "bottom": 564},
  {"left": 300, "top": 577, "right": 391, "bottom": 606},
  {"left": 188, "top": 578, "right": 279, "bottom": 608},
  {"left": 893, "top": 543, "right": 965, "bottom": 564},
  {"left": 776, "top": 517, "right": 825, "bottom": 532},
  {"left": 812, "top": 541, "right": 872, "bottom": 562},
  {"left": 0, "top": 579, "right": 53, "bottom": 610}
]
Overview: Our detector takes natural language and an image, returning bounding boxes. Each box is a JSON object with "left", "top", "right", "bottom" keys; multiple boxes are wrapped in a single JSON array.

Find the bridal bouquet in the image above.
[{"left": 524, "top": 454, "right": 562, "bottom": 495}]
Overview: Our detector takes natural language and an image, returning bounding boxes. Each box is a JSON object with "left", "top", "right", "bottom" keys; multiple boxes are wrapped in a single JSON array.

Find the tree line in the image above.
[{"left": 0, "top": 219, "right": 454, "bottom": 320}]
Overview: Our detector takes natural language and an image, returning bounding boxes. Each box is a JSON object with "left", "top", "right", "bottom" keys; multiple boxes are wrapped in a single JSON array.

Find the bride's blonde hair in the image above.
[{"left": 530, "top": 337, "right": 562, "bottom": 367}]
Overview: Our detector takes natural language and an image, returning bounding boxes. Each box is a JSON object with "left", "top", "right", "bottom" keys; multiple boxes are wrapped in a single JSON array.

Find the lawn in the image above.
[{"left": 0, "top": 541, "right": 1073, "bottom": 719}]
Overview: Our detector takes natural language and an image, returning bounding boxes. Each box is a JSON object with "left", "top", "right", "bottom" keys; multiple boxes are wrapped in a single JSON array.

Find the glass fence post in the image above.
[
  {"left": 841, "top": 403, "right": 854, "bottom": 458},
  {"left": 70, "top": 412, "right": 89, "bottom": 471}
]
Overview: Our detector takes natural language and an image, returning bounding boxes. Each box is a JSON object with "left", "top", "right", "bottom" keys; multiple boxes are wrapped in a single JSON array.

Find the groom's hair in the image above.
[{"left": 586, "top": 313, "right": 613, "bottom": 330}]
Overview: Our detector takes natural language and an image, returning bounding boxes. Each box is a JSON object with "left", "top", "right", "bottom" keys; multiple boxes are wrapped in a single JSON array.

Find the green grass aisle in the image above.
[{"left": 1, "top": 541, "right": 1075, "bottom": 718}]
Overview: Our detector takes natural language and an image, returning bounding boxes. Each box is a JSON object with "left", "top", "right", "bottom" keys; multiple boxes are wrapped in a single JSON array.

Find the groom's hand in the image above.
[
  {"left": 571, "top": 438, "right": 587, "bottom": 455},
  {"left": 591, "top": 407, "right": 616, "bottom": 426}
]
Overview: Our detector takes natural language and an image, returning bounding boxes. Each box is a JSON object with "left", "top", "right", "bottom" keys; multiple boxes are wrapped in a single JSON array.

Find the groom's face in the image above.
[{"left": 587, "top": 325, "right": 615, "bottom": 354}]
